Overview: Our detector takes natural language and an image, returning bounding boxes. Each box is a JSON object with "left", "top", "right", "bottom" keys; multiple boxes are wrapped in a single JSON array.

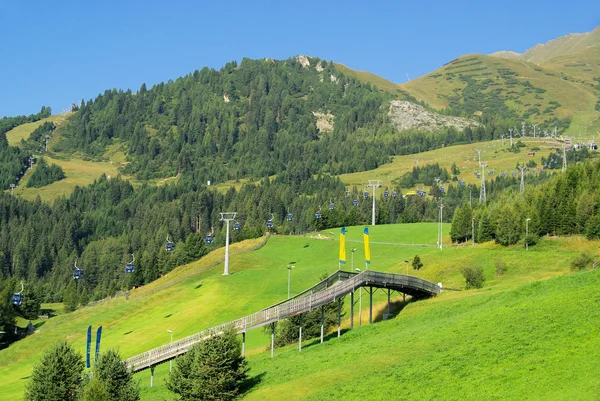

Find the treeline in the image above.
[
  {"left": 26, "top": 158, "right": 65, "bottom": 188},
  {"left": 0, "top": 107, "right": 51, "bottom": 136},
  {"left": 450, "top": 158, "right": 600, "bottom": 245},
  {"left": 396, "top": 163, "right": 451, "bottom": 188}
]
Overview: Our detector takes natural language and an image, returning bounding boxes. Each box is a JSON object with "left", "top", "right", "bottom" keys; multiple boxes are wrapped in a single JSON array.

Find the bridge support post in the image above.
[
  {"left": 320, "top": 306, "right": 324, "bottom": 344},
  {"left": 242, "top": 332, "right": 246, "bottom": 357},
  {"left": 299, "top": 314, "right": 302, "bottom": 352},
  {"left": 337, "top": 298, "right": 341, "bottom": 338},
  {"left": 369, "top": 287, "right": 373, "bottom": 325},
  {"left": 150, "top": 365, "right": 155, "bottom": 388},
  {"left": 270, "top": 323, "right": 275, "bottom": 358},
  {"left": 387, "top": 288, "right": 391, "bottom": 318},
  {"left": 350, "top": 291, "right": 354, "bottom": 329}
]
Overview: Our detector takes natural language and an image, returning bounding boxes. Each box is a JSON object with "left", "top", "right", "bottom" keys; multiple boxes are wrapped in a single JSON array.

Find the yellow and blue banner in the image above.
[
  {"left": 364, "top": 227, "right": 371, "bottom": 266},
  {"left": 339, "top": 227, "right": 347, "bottom": 265}
]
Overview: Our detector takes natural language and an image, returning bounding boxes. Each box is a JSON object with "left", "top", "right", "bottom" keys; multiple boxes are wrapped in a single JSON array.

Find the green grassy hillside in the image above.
[
  {"left": 242, "top": 268, "right": 600, "bottom": 400},
  {"left": 339, "top": 137, "right": 561, "bottom": 189},
  {"left": 4, "top": 114, "right": 68, "bottom": 147},
  {"left": 401, "top": 54, "right": 600, "bottom": 136},
  {"left": 1, "top": 223, "right": 597, "bottom": 399},
  {"left": 541, "top": 43, "right": 600, "bottom": 87}
]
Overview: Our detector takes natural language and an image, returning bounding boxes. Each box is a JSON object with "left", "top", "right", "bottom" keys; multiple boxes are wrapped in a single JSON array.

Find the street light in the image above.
[
  {"left": 355, "top": 268, "right": 362, "bottom": 326},
  {"left": 351, "top": 248, "right": 357, "bottom": 270},
  {"left": 286, "top": 265, "right": 295, "bottom": 298},
  {"left": 167, "top": 330, "right": 173, "bottom": 372},
  {"left": 526, "top": 218, "right": 531, "bottom": 251}
]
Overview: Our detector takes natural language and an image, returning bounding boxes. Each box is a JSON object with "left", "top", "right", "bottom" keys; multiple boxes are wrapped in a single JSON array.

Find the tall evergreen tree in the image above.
[{"left": 24, "top": 341, "right": 84, "bottom": 401}]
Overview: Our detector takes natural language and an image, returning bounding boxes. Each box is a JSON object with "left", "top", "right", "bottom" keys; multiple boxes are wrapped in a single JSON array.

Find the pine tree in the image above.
[
  {"left": 63, "top": 280, "right": 78, "bottom": 313},
  {"left": 412, "top": 255, "right": 423, "bottom": 270},
  {"left": 166, "top": 326, "right": 248, "bottom": 401},
  {"left": 24, "top": 341, "right": 84, "bottom": 400},
  {"left": 95, "top": 349, "right": 140, "bottom": 401},
  {"left": 82, "top": 375, "right": 110, "bottom": 401}
]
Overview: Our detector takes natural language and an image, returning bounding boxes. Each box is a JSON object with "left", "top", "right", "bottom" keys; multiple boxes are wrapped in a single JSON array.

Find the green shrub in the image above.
[
  {"left": 494, "top": 256, "right": 506, "bottom": 277},
  {"left": 461, "top": 266, "right": 485, "bottom": 289},
  {"left": 570, "top": 253, "right": 593, "bottom": 271}
]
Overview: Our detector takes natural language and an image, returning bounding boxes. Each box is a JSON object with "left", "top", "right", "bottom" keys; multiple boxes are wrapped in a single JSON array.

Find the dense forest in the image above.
[
  {"left": 451, "top": 156, "right": 600, "bottom": 245},
  {"left": 26, "top": 158, "right": 65, "bottom": 188},
  {"left": 0, "top": 107, "right": 51, "bottom": 190},
  {"left": 60, "top": 56, "right": 515, "bottom": 186}
]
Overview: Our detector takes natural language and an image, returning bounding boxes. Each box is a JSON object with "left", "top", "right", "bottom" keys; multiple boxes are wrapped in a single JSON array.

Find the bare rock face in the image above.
[
  {"left": 296, "top": 55, "right": 310, "bottom": 68},
  {"left": 388, "top": 100, "right": 479, "bottom": 132},
  {"left": 313, "top": 111, "right": 334, "bottom": 133}
]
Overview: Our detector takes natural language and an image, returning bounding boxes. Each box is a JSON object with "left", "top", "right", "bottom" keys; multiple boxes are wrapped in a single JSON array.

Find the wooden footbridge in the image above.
[{"left": 125, "top": 270, "right": 441, "bottom": 377}]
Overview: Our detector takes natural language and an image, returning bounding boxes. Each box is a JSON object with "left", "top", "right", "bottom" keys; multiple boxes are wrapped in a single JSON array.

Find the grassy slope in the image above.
[
  {"left": 520, "top": 26, "right": 600, "bottom": 64},
  {"left": 243, "top": 268, "right": 600, "bottom": 400},
  {"left": 334, "top": 63, "right": 402, "bottom": 95},
  {"left": 2, "top": 223, "right": 598, "bottom": 399},
  {"left": 339, "top": 137, "right": 561, "bottom": 189},
  {"left": 541, "top": 44, "right": 600, "bottom": 87},
  {"left": 4, "top": 114, "right": 69, "bottom": 147},
  {"left": 400, "top": 54, "right": 600, "bottom": 136}
]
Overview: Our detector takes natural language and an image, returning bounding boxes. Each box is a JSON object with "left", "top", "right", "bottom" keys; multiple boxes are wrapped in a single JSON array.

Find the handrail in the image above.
[{"left": 125, "top": 270, "right": 440, "bottom": 372}]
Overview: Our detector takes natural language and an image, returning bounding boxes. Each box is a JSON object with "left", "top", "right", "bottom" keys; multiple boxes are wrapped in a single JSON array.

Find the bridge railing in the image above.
[{"left": 125, "top": 270, "right": 440, "bottom": 371}]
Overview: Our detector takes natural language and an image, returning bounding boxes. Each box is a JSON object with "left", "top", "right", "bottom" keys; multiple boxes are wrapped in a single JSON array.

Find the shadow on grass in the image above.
[
  {"left": 239, "top": 371, "right": 265, "bottom": 395},
  {"left": 33, "top": 321, "right": 46, "bottom": 329},
  {"left": 123, "top": 330, "right": 133, "bottom": 335},
  {"left": 164, "top": 314, "right": 172, "bottom": 319},
  {"left": 373, "top": 298, "right": 415, "bottom": 322},
  {"left": 194, "top": 283, "right": 202, "bottom": 290}
]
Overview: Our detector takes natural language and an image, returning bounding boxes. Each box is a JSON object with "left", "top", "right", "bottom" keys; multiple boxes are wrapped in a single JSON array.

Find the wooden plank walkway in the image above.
[{"left": 125, "top": 270, "right": 440, "bottom": 372}]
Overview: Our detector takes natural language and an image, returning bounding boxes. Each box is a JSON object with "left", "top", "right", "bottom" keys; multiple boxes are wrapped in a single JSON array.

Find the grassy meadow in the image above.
[
  {"left": 0, "top": 223, "right": 597, "bottom": 399},
  {"left": 339, "top": 137, "right": 561, "bottom": 190}
]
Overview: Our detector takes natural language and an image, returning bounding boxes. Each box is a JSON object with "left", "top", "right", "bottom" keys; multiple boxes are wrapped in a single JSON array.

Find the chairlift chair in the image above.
[
  {"left": 165, "top": 235, "right": 175, "bottom": 252},
  {"left": 286, "top": 213, "right": 293, "bottom": 221},
  {"left": 384, "top": 188, "right": 389, "bottom": 197},
  {"left": 73, "top": 258, "right": 83, "bottom": 280},
  {"left": 205, "top": 234, "right": 214, "bottom": 244},
  {"left": 315, "top": 210, "right": 322, "bottom": 219},
  {"left": 125, "top": 254, "right": 135, "bottom": 273},
  {"left": 329, "top": 202, "right": 335, "bottom": 210},
  {"left": 392, "top": 191, "right": 398, "bottom": 198},
  {"left": 363, "top": 191, "right": 369, "bottom": 199},
  {"left": 266, "top": 219, "right": 274, "bottom": 229},
  {"left": 12, "top": 282, "right": 24, "bottom": 306},
  {"left": 352, "top": 199, "right": 359, "bottom": 207},
  {"left": 233, "top": 222, "right": 241, "bottom": 231}
]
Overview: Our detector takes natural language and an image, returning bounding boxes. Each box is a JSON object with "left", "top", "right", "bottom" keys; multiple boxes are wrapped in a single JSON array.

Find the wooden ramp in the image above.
[{"left": 125, "top": 270, "right": 440, "bottom": 372}]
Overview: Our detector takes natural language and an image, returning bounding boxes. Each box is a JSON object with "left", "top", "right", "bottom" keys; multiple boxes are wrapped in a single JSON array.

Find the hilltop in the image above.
[{"left": 492, "top": 25, "right": 600, "bottom": 64}]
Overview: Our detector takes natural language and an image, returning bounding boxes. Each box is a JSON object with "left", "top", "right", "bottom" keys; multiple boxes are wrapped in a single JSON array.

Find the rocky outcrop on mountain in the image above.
[{"left": 388, "top": 101, "right": 479, "bottom": 132}]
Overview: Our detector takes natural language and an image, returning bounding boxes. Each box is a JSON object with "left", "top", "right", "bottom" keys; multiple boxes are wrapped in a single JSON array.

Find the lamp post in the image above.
[
  {"left": 351, "top": 248, "right": 357, "bottom": 270},
  {"left": 526, "top": 218, "right": 531, "bottom": 251},
  {"left": 355, "top": 268, "right": 362, "bottom": 326},
  {"left": 167, "top": 330, "right": 173, "bottom": 372},
  {"left": 286, "top": 265, "right": 295, "bottom": 299},
  {"left": 403, "top": 260, "right": 409, "bottom": 302}
]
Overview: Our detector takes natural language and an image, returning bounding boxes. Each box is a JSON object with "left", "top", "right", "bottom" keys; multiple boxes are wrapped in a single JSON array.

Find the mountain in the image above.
[
  {"left": 492, "top": 26, "right": 600, "bottom": 64},
  {"left": 540, "top": 43, "right": 600, "bottom": 87},
  {"left": 400, "top": 53, "right": 600, "bottom": 135}
]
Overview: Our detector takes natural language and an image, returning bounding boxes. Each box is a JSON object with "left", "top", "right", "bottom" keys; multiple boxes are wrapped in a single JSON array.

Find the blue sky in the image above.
[{"left": 0, "top": 0, "right": 598, "bottom": 116}]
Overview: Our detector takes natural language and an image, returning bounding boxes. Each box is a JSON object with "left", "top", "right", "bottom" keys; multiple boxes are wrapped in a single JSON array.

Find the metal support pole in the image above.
[
  {"left": 350, "top": 291, "right": 354, "bottom": 329},
  {"left": 299, "top": 314, "right": 302, "bottom": 351},
  {"left": 359, "top": 287, "right": 362, "bottom": 326},
  {"left": 271, "top": 323, "right": 275, "bottom": 358},
  {"left": 150, "top": 365, "right": 154, "bottom": 387},
  {"left": 320, "top": 306, "right": 324, "bottom": 343},
  {"left": 337, "top": 298, "right": 341, "bottom": 337},
  {"left": 224, "top": 220, "right": 230, "bottom": 275},
  {"left": 387, "top": 288, "right": 391, "bottom": 318},
  {"left": 242, "top": 332, "right": 246, "bottom": 357},
  {"left": 220, "top": 212, "right": 236, "bottom": 275},
  {"left": 372, "top": 186, "right": 376, "bottom": 226},
  {"left": 369, "top": 287, "right": 373, "bottom": 325},
  {"left": 472, "top": 217, "right": 475, "bottom": 246}
]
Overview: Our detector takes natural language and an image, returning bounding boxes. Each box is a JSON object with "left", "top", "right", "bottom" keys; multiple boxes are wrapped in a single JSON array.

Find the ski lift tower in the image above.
[
  {"left": 519, "top": 166, "right": 526, "bottom": 194},
  {"left": 509, "top": 128, "right": 514, "bottom": 146},
  {"left": 28, "top": 156, "right": 34, "bottom": 169},
  {"left": 220, "top": 212, "right": 237, "bottom": 276},
  {"left": 44, "top": 135, "right": 50, "bottom": 152},
  {"left": 9, "top": 184, "right": 15, "bottom": 196},
  {"left": 562, "top": 144, "right": 568, "bottom": 173},
  {"left": 438, "top": 201, "right": 444, "bottom": 250},
  {"left": 366, "top": 180, "right": 381, "bottom": 226},
  {"left": 479, "top": 162, "right": 488, "bottom": 203}
]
